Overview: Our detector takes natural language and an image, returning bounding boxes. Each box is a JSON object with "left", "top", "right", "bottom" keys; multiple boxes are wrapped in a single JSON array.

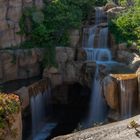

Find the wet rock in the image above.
[{"left": 81, "top": 61, "right": 96, "bottom": 87}]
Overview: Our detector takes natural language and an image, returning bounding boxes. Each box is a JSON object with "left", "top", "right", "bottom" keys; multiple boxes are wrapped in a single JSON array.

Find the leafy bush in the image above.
[
  {"left": 109, "top": 1, "right": 140, "bottom": 48},
  {"left": 19, "top": 0, "right": 97, "bottom": 67},
  {"left": 0, "top": 94, "right": 20, "bottom": 139},
  {"left": 95, "top": 0, "right": 108, "bottom": 6}
]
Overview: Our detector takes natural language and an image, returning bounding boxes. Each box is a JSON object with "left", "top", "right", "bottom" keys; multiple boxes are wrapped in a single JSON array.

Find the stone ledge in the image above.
[{"left": 53, "top": 115, "right": 140, "bottom": 140}]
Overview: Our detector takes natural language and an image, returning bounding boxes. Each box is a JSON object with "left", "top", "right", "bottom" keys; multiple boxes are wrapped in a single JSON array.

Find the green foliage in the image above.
[
  {"left": 0, "top": 94, "right": 20, "bottom": 139},
  {"left": 19, "top": 0, "right": 97, "bottom": 67},
  {"left": 109, "top": 3, "right": 140, "bottom": 48},
  {"left": 95, "top": 0, "right": 108, "bottom": 6},
  {"left": 43, "top": 46, "right": 57, "bottom": 68}
]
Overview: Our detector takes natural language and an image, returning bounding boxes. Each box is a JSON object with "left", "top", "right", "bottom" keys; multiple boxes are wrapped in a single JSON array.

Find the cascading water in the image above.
[
  {"left": 87, "top": 25, "right": 97, "bottom": 48},
  {"left": 83, "top": 6, "right": 112, "bottom": 127},
  {"left": 98, "top": 27, "right": 109, "bottom": 48},
  {"left": 95, "top": 7, "right": 106, "bottom": 25},
  {"left": 84, "top": 48, "right": 111, "bottom": 61},
  {"left": 30, "top": 86, "right": 56, "bottom": 140},
  {"left": 120, "top": 80, "right": 132, "bottom": 119}
]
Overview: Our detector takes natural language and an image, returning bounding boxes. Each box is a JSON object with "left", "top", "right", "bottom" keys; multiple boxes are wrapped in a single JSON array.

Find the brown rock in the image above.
[
  {"left": 77, "top": 48, "right": 87, "bottom": 61},
  {"left": 69, "top": 29, "right": 80, "bottom": 48},
  {"left": 0, "top": 5, "right": 7, "bottom": 20},
  {"left": 16, "top": 87, "right": 29, "bottom": 110},
  {"left": 56, "top": 47, "right": 75, "bottom": 63},
  {"left": 7, "top": 6, "right": 22, "bottom": 22},
  {"left": 104, "top": 2, "right": 117, "bottom": 11},
  {"left": 102, "top": 76, "right": 119, "bottom": 110},
  {"left": 117, "top": 50, "right": 135, "bottom": 64}
]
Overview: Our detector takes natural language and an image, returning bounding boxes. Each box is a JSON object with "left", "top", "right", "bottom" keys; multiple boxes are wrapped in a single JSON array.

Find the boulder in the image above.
[
  {"left": 102, "top": 76, "right": 119, "bottom": 110},
  {"left": 107, "top": 6, "right": 125, "bottom": 20},
  {"left": 104, "top": 2, "right": 117, "bottom": 11},
  {"left": 129, "top": 54, "right": 140, "bottom": 71},
  {"left": 43, "top": 67, "right": 62, "bottom": 87},
  {"left": 116, "top": 50, "right": 135, "bottom": 64},
  {"left": 81, "top": 61, "right": 96, "bottom": 87},
  {"left": 118, "top": 43, "right": 127, "bottom": 51}
]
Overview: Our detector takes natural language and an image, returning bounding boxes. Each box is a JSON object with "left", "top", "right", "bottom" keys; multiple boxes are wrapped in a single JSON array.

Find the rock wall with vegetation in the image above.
[
  {"left": 0, "top": 0, "right": 43, "bottom": 49},
  {"left": 0, "top": 48, "right": 45, "bottom": 83}
]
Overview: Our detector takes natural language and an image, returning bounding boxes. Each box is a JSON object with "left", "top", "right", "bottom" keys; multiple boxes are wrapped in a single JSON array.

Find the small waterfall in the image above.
[
  {"left": 87, "top": 26, "right": 97, "bottom": 48},
  {"left": 85, "top": 63, "right": 108, "bottom": 127},
  {"left": 95, "top": 7, "right": 106, "bottom": 25},
  {"left": 119, "top": 76, "right": 138, "bottom": 119},
  {"left": 84, "top": 48, "right": 112, "bottom": 61},
  {"left": 83, "top": 6, "right": 111, "bottom": 127},
  {"left": 30, "top": 87, "right": 52, "bottom": 139},
  {"left": 82, "top": 28, "right": 88, "bottom": 48},
  {"left": 98, "top": 27, "right": 109, "bottom": 48},
  {"left": 120, "top": 80, "right": 132, "bottom": 119}
]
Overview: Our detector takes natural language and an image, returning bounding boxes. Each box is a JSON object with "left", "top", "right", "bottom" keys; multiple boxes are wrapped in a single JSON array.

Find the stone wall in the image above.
[
  {"left": 0, "top": 48, "right": 45, "bottom": 83},
  {"left": 0, "top": 0, "right": 43, "bottom": 49}
]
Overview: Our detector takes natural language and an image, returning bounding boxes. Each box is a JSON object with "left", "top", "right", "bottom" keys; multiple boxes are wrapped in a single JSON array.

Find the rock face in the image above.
[
  {"left": 52, "top": 115, "right": 140, "bottom": 140},
  {"left": 43, "top": 47, "right": 87, "bottom": 87},
  {"left": 0, "top": 0, "right": 43, "bottom": 49},
  {"left": 106, "top": 6, "right": 125, "bottom": 20},
  {"left": 0, "top": 48, "right": 44, "bottom": 83},
  {"left": 102, "top": 76, "right": 118, "bottom": 110}
]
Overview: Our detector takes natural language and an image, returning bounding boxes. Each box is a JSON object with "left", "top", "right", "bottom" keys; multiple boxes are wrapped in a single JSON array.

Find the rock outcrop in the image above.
[
  {"left": 102, "top": 76, "right": 118, "bottom": 110},
  {"left": 0, "top": 48, "right": 44, "bottom": 83},
  {"left": 43, "top": 47, "right": 88, "bottom": 87},
  {"left": 52, "top": 115, "right": 140, "bottom": 140}
]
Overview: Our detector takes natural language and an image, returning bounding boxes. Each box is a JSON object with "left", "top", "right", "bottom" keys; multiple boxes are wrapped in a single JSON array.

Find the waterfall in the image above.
[
  {"left": 95, "top": 7, "right": 106, "bottom": 25},
  {"left": 98, "top": 27, "right": 109, "bottom": 48},
  {"left": 83, "top": 6, "right": 112, "bottom": 127},
  {"left": 87, "top": 26, "right": 97, "bottom": 48},
  {"left": 84, "top": 63, "right": 108, "bottom": 127},
  {"left": 119, "top": 76, "right": 138, "bottom": 119},
  {"left": 120, "top": 80, "right": 132, "bottom": 119},
  {"left": 30, "top": 87, "right": 52, "bottom": 139},
  {"left": 84, "top": 48, "right": 112, "bottom": 61}
]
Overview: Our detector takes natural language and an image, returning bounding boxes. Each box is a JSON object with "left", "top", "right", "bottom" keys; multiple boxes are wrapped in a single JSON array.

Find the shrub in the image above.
[{"left": 109, "top": 2, "right": 140, "bottom": 48}]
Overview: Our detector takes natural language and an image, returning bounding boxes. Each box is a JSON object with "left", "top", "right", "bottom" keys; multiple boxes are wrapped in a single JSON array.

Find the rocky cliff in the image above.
[{"left": 0, "top": 0, "right": 43, "bottom": 49}]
